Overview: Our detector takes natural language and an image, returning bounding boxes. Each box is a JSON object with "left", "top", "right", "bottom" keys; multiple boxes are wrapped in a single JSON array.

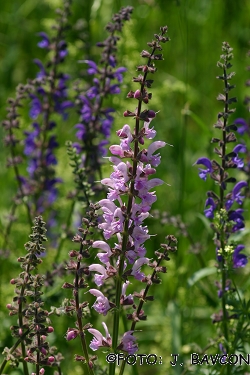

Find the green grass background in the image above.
[{"left": 1, "top": 0, "right": 250, "bottom": 374}]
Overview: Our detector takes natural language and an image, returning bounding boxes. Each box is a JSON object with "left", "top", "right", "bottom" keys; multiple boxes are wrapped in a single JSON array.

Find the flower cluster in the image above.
[
  {"left": 73, "top": 6, "right": 133, "bottom": 190},
  {"left": 195, "top": 42, "right": 248, "bottom": 270},
  {"left": 86, "top": 26, "right": 171, "bottom": 361}
]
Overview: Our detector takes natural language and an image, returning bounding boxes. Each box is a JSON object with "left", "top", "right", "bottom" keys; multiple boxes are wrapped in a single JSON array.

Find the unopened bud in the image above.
[
  {"left": 134, "top": 90, "right": 141, "bottom": 99},
  {"left": 147, "top": 110, "right": 156, "bottom": 118},
  {"left": 47, "top": 326, "right": 54, "bottom": 333}
]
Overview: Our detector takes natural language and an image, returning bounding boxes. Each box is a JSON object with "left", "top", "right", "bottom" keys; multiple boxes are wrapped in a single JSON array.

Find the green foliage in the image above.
[{"left": 1, "top": 1, "right": 250, "bottom": 375}]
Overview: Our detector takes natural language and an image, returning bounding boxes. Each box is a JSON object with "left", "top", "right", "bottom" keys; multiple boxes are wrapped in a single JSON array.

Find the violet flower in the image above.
[
  {"left": 232, "top": 143, "right": 246, "bottom": 168},
  {"left": 233, "top": 244, "right": 248, "bottom": 268},
  {"left": 234, "top": 118, "right": 249, "bottom": 135},
  {"left": 194, "top": 157, "right": 213, "bottom": 181},
  {"left": 204, "top": 197, "right": 217, "bottom": 219},
  {"left": 225, "top": 181, "right": 247, "bottom": 210}
]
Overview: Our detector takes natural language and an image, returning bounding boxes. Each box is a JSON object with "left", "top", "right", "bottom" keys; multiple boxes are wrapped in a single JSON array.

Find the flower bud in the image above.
[
  {"left": 40, "top": 347, "right": 47, "bottom": 355},
  {"left": 147, "top": 110, "right": 156, "bottom": 118},
  {"left": 66, "top": 328, "right": 78, "bottom": 341},
  {"left": 134, "top": 90, "right": 141, "bottom": 99}
]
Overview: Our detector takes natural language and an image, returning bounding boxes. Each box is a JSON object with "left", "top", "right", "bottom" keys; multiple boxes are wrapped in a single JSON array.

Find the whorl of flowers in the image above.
[{"left": 73, "top": 6, "right": 133, "bottom": 188}]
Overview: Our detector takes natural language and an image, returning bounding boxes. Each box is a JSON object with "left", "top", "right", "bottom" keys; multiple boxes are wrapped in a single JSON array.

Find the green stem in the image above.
[
  {"left": 54, "top": 199, "right": 76, "bottom": 263},
  {"left": 219, "top": 66, "right": 230, "bottom": 375},
  {"left": 74, "top": 232, "right": 95, "bottom": 375},
  {"left": 118, "top": 239, "right": 174, "bottom": 375}
]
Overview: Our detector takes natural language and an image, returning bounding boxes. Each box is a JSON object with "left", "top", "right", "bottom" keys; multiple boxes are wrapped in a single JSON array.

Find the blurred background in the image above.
[{"left": 0, "top": 0, "right": 250, "bottom": 374}]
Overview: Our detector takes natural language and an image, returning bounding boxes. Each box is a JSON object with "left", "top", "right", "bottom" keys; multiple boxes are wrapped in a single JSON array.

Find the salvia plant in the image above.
[
  {"left": 194, "top": 42, "right": 250, "bottom": 375},
  {"left": 1, "top": 2, "right": 250, "bottom": 375},
  {"left": 2, "top": 0, "right": 73, "bottom": 250}
]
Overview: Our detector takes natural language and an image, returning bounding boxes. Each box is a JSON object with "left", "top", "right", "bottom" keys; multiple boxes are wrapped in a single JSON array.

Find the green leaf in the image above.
[
  {"left": 188, "top": 267, "right": 217, "bottom": 287},
  {"left": 196, "top": 213, "right": 213, "bottom": 234}
]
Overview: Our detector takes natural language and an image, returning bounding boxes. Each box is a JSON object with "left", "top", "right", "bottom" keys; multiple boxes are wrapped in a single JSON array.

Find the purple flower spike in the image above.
[
  {"left": 195, "top": 157, "right": 212, "bottom": 181},
  {"left": 233, "top": 244, "right": 248, "bottom": 268}
]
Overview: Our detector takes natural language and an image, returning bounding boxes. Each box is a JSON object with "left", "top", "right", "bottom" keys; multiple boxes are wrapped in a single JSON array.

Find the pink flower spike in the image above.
[{"left": 89, "top": 289, "right": 111, "bottom": 316}]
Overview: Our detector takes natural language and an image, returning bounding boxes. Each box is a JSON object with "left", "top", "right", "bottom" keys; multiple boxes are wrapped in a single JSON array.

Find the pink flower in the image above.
[
  {"left": 140, "top": 141, "right": 166, "bottom": 166},
  {"left": 88, "top": 264, "right": 108, "bottom": 286},
  {"left": 132, "top": 226, "right": 150, "bottom": 247},
  {"left": 89, "top": 289, "right": 111, "bottom": 316},
  {"left": 121, "top": 281, "right": 134, "bottom": 305},
  {"left": 131, "top": 257, "right": 150, "bottom": 280},
  {"left": 92, "top": 240, "right": 112, "bottom": 264},
  {"left": 88, "top": 322, "right": 112, "bottom": 351}
]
